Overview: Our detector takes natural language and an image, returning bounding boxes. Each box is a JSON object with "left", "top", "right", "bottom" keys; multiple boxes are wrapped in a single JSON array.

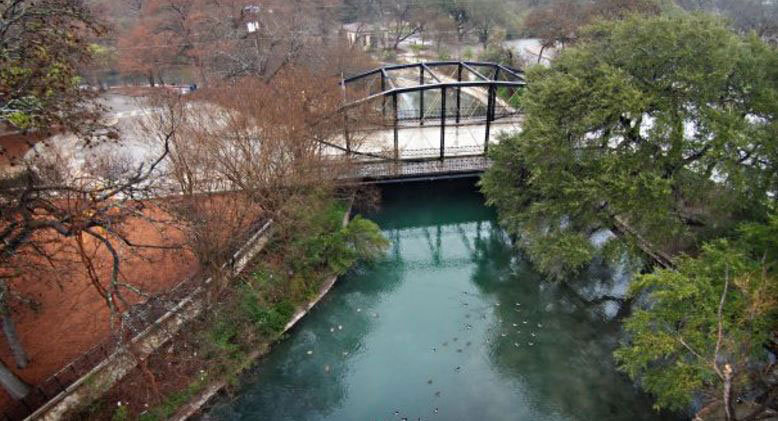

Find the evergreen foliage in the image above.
[
  {"left": 615, "top": 216, "right": 778, "bottom": 416},
  {"left": 482, "top": 13, "right": 778, "bottom": 279},
  {"left": 482, "top": 12, "right": 778, "bottom": 419}
]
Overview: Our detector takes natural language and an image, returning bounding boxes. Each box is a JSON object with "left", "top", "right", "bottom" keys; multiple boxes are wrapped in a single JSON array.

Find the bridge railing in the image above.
[{"left": 391, "top": 105, "right": 520, "bottom": 123}]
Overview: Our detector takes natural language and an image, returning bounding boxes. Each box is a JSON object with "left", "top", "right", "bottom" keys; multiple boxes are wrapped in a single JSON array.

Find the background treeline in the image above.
[{"left": 80, "top": 0, "right": 778, "bottom": 88}]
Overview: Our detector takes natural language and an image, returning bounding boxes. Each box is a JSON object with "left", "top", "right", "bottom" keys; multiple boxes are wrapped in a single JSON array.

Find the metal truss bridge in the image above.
[{"left": 336, "top": 61, "right": 526, "bottom": 183}]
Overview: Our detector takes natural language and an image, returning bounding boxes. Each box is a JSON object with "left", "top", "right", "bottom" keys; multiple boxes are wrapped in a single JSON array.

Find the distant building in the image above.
[{"left": 342, "top": 23, "right": 387, "bottom": 50}]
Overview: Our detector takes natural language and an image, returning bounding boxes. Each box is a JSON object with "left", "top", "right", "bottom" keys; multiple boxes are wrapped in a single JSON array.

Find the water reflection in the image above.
[{"left": 203, "top": 179, "right": 682, "bottom": 421}]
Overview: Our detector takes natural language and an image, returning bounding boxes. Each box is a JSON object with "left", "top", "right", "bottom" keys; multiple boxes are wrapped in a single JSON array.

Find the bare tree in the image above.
[
  {"left": 429, "top": 14, "right": 458, "bottom": 54},
  {"left": 524, "top": 1, "right": 587, "bottom": 60},
  {"left": 377, "top": 0, "right": 422, "bottom": 50},
  {"left": 0, "top": 0, "right": 157, "bottom": 399},
  {"left": 714, "top": 0, "right": 778, "bottom": 42},
  {"left": 159, "top": 69, "right": 370, "bottom": 263},
  {"left": 524, "top": 0, "right": 661, "bottom": 61},
  {"left": 466, "top": 0, "right": 507, "bottom": 49},
  {"left": 0, "top": 117, "right": 177, "bottom": 399}
]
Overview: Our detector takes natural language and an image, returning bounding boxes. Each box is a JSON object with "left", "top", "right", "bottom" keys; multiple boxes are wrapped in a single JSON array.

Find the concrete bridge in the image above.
[{"left": 335, "top": 61, "right": 526, "bottom": 183}]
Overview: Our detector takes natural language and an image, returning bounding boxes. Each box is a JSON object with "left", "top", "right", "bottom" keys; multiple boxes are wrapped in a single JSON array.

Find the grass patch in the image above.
[{"left": 137, "top": 379, "right": 208, "bottom": 421}]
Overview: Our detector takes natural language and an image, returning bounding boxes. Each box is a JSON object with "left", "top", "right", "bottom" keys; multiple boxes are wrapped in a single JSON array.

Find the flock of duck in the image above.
[{"left": 301, "top": 291, "right": 546, "bottom": 420}]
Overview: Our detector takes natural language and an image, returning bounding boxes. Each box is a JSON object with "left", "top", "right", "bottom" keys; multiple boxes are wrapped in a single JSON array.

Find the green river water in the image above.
[{"left": 203, "top": 179, "right": 684, "bottom": 421}]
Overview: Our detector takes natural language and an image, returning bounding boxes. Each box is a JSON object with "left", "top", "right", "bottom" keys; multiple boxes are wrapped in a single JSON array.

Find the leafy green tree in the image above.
[
  {"left": 615, "top": 215, "right": 778, "bottom": 420},
  {"left": 481, "top": 14, "right": 778, "bottom": 279}
]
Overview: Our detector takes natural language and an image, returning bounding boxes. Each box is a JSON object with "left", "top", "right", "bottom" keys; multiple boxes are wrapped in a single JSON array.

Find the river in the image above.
[{"left": 202, "top": 179, "right": 683, "bottom": 421}]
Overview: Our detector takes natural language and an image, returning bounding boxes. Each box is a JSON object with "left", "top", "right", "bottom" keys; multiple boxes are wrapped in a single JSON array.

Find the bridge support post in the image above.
[
  {"left": 440, "top": 86, "right": 446, "bottom": 161},
  {"left": 344, "top": 112, "right": 351, "bottom": 156},
  {"left": 381, "top": 73, "right": 386, "bottom": 121},
  {"left": 456, "top": 63, "right": 462, "bottom": 124},
  {"left": 341, "top": 73, "right": 350, "bottom": 157},
  {"left": 485, "top": 84, "right": 495, "bottom": 154},
  {"left": 419, "top": 66, "right": 425, "bottom": 126},
  {"left": 393, "top": 92, "right": 399, "bottom": 162}
]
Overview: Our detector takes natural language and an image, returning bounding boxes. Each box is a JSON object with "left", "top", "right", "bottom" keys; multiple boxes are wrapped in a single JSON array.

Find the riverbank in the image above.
[
  {"left": 167, "top": 210, "right": 352, "bottom": 421},
  {"left": 70, "top": 197, "right": 387, "bottom": 420}
]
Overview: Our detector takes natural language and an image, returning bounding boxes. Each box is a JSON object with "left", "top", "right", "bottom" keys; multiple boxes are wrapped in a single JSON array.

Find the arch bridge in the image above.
[{"left": 336, "top": 61, "right": 526, "bottom": 182}]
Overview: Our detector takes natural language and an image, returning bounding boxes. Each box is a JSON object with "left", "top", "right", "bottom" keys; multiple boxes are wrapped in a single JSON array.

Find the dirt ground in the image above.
[
  {"left": 0, "top": 131, "right": 46, "bottom": 167},
  {"left": 0, "top": 204, "right": 200, "bottom": 412},
  {"left": 0, "top": 105, "right": 264, "bottom": 415},
  {"left": 0, "top": 190, "right": 264, "bottom": 417}
]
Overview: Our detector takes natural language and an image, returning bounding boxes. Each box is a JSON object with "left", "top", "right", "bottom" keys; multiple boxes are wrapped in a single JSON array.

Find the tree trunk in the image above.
[
  {"left": 0, "top": 284, "right": 28, "bottom": 370},
  {"left": 2, "top": 314, "right": 28, "bottom": 369},
  {"left": 609, "top": 214, "right": 675, "bottom": 269},
  {"left": 0, "top": 359, "right": 29, "bottom": 400},
  {"left": 457, "top": 22, "right": 465, "bottom": 43},
  {"left": 723, "top": 364, "right": 735, "bottom": 421},
  {"left": 538, "top": 45, "right": 547, "bottom": 64},
  {"left": 198, "top": 65, "right": 209, "bottom": 88}
]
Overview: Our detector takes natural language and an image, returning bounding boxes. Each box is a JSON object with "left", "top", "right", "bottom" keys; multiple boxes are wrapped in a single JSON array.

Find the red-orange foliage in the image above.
[{"left": 116, "top": 0, "right": 355, "bottom": 86}]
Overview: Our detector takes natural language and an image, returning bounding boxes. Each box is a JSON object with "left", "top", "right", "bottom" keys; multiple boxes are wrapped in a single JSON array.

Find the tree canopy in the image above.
[
  {"left": 481, "top": 13, "right": 778, "bottom": 279},
  {"left": 482, "top": 11, "right": 778, "bottom": 420}
]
